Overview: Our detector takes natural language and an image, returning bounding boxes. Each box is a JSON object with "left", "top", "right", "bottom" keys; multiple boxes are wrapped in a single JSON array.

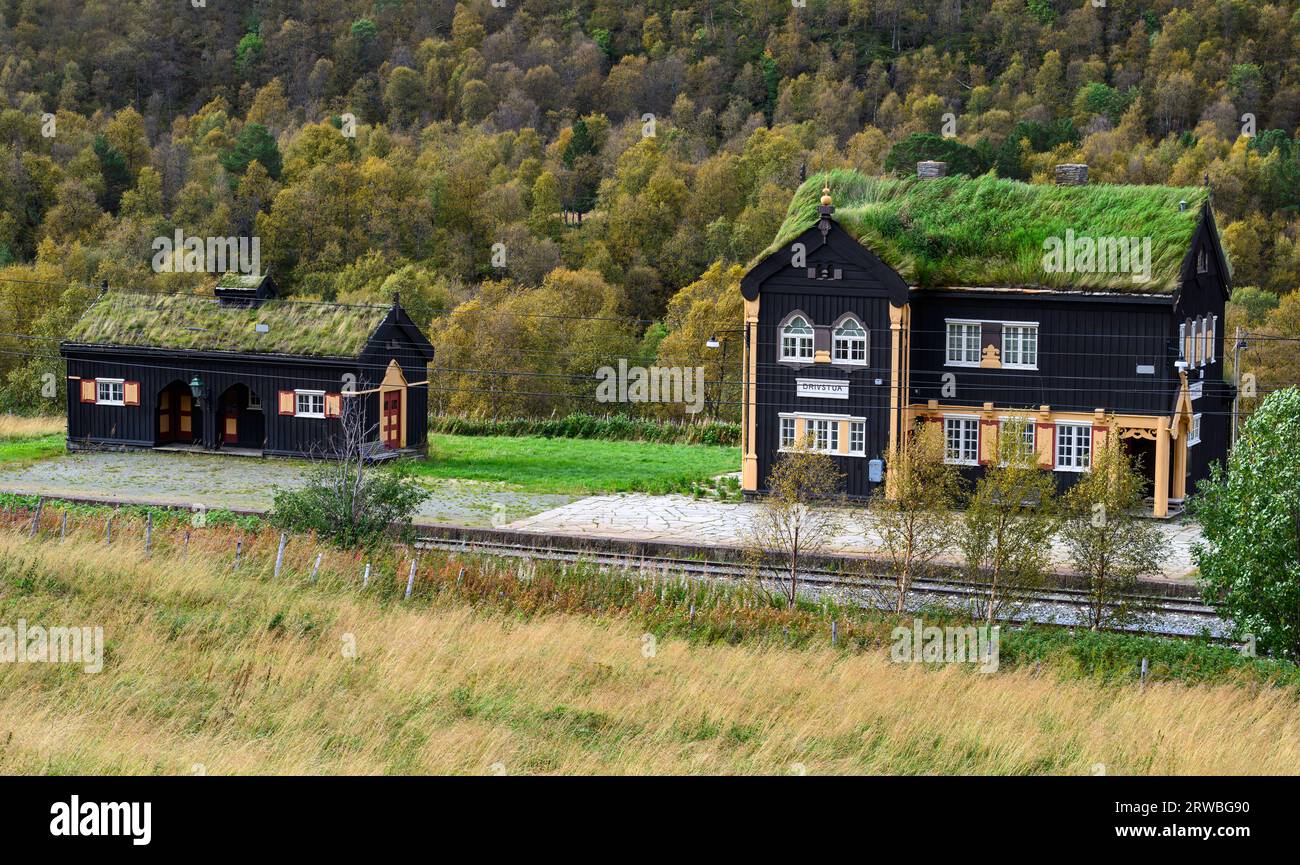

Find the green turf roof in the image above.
[
  {"left": 65, "top": 292, "right": 389, "bottom": 358},
  {"left": 759, "top": 170, "right": 1214, "bottom": 293}
]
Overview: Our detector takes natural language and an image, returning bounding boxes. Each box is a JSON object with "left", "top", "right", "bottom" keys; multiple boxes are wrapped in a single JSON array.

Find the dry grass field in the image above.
[
  {"left": 0, "top": 519, "right": 1298, "bottom": 775},
  {"left": 0, "top": 415, "right": 63, "bottom": 440}
]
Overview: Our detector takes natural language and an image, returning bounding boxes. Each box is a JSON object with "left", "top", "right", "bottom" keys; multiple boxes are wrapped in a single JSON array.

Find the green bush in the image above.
[{"left": 429, "top": 411, "right": 740, "bottom": 446}]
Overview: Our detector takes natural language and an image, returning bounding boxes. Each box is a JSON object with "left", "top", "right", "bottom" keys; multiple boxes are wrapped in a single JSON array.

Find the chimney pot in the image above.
[
  {"left": 917, "top": 160, "right": 947, "bottom": 179},
  {"left": 1055, "top": 163, "right": 1089, "bottom": 186}
]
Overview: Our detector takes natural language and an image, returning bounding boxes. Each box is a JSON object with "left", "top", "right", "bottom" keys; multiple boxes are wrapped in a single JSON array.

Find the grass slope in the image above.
[
  {"left": 760, "top": 170, "right": 1209, "bottom": 292},
  {"left": 0, "top": 526, "right": 1297, "bottom": 775},
  {"left": 419, "top": 433, "right": 738, "bottom": 494}
]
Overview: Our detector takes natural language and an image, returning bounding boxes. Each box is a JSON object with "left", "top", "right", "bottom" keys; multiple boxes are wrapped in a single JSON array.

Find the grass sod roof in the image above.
[
  {"left": 64, "top": 292, "right": 390, "bottom": 358},
  {"left": 758, "top": 170, "right": 1214, "bottom": 293}
]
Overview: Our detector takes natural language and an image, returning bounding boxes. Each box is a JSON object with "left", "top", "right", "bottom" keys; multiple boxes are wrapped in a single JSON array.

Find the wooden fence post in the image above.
[
  {"left": 362, "top": 563, "right": 371, "bottom": 588},
  {"left": 144, "top": 512, "right": 153, "bottom": 555},
  {"left": 274, "top": 533, "right": 288, "bottom": 578},
  {"left": 28, "top": 497, "right": 43, "bottom": 538},
  {"left": 105, "top": 515, "right": 112, "bottom": 545},
  {"left": 310, "top": 552, "right": 322, "bottom": 583},
  {"left": 404, "top": 560, "right": 417, "bottom": 600},
  {"left": 831, "top": 619, "right": 837, "bottom": 647},
  {"left": 60, "top": 511, "right": 67, "bottom": 541},
  {"left": 234, "top": 539, "right": 242, "bottom": 571},
  {"left": 183, "top": 529, "right": 190, "bottom": 559}
]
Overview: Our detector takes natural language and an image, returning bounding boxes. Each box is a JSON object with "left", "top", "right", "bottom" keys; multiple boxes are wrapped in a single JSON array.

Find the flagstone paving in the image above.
[
  {"left": 0, "top": 451, "right": 576, "bottom": 528},
  {"left": 505, "top": 493, "right": 1204, "bottom": 583}
]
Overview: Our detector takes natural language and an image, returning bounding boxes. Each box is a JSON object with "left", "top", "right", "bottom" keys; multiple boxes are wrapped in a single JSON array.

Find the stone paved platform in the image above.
[{"left": 505, "top": 493, "right": 1203, "bottom": 584}]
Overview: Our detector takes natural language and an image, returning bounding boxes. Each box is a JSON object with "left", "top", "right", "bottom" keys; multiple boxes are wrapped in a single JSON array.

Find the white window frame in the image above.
[
  {"left": 247, "top": 390, "right": 262, "bottom": 410},
  {"left": 1054, "top": 422, "right": 1092, "bottom": 472},
  {"left": 1179, "top": 321, "right": 1187, "bottom": 361},
  {"left": 96, "top": 378, "right": 125, "bottom": 406},
  {"left": 849, "top": 420, "right": 866, "bottom": 456},
  {"left": 777, "top": 412, "right": 867, "bottom": 457},
  {"left": 1188, "top": 414, "right": 1202, "bottom": 446},
  {"left": 943, "top": 415, "right": 980, "bottom": 466},
  {"left": 1001, "top": 323, "right": 1039, "bottom": 369},
  {"left": 1205, "top": 314, "right": 1216, "bottom": 366},
  {"left": 807, "top": 418, "right": 839, "bottom": 453},
  {"left": 945, "top": 320, "right": 981, "bottom": 367},
  {"left": 779, "top": 313, "right": 815, "bottom": 362},
  {"left": 831, "top": 315, "right": 868, "bottom": 366},
  {"left": 997, "top": 417, "right": 1036, "bottom": 465},
  {"left": 1192, "top": 317, "right": 1202, "bottom": 367},
  {"left": 779, "top": 417, "right": 796, "bottom": 450},
  {"left": 295, "top": 389, "right": 326, "bottom": 418}
]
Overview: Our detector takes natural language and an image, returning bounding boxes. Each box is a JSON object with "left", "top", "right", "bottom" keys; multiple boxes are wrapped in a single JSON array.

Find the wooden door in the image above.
[
  {"left": 223, "top": 412, "right": 238, "bottom": 444},
  {"left": 178, "top": 393, "right": 193, "bottom": 442},
  {"left": 158, "top": 390, "right": 172, "bottom": 442},
  {"left": 383, "top": 390, "right": 401, "bottom": 449}
]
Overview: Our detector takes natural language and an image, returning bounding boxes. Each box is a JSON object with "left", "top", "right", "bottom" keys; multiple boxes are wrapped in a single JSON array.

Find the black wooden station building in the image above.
[
  {"left": 61, "top": 274, "right": 435, "bottom": 459},
  {"left": 740, "top": 166, "right": 1233, "bottom": 517}
]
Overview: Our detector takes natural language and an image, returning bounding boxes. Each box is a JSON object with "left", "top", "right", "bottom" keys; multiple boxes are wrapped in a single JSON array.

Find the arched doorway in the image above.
[
  {"left": 215, "top": 383, "right": 265, "bottom": 450},
  {"left": 156, "top": 380, "right": 196, "bottom": 445}
]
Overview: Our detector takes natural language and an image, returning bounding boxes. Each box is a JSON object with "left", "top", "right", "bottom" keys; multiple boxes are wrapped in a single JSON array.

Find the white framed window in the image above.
[
  {"left": 1204, "top": 315, "right": 1216, "bottom": 366},
  {"left": 96, "top": 379, "right": 125, "bottom": 405},
  {"left": 1002, "top": 324, "right": 1038, "bottom": 369},
  {"left": 944, "top": 416, "right": 979, "bottom": 465},
  {"left": 780, "top": 314, "right": 814, "bottom": 361},
  {"left": 248, "top": 390, "right": 262, "bottom": 410},
  {"left": 779, "top": 417, "right": 796, "bottom": 449},
  {"left": 946, "top": 321, "right": 981, "bottom": 366},
  {"left": 295, "top": 389, "right": 326, "bottom": 418},
  {"left": 1179, "top": 321, "right": 1188, "bottom": 361},
  {"left": 1197, "top": 248, "right": 1208, "bottom": 274},
  {"left": 808, "top": 418, "right": 839, "bottom": 453},
  {"left": 997, "top": 417, "right": 1036, "bottom": 464},
  {"left": 1055, "top": 422, "right": 1092, "bottom": 472},
  {"left": 779, "top": 412, "right": 865, "bottom": 457},
  {"left": 1188, "top": 414, "right": 1202, "bottom": 446},
  {"left": 832, "top": 316, "right": 867, "bottom": 365}
]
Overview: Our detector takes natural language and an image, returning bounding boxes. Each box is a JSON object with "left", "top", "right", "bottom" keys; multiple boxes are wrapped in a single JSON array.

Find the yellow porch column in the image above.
[
  {"left": 1154, "top": 415, "right": 1170, "bottom": 517},
  {"left": 1171, "top": 420, "right": 1188, "bottom": 500},
  {"left": 741, "top": 297, "right": 760, "bottom": 490}
]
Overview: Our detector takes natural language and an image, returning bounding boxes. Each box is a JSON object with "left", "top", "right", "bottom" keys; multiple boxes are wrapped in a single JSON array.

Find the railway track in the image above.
[{"left": 416, "top": 534, "right": 1227, "bottom": 639}]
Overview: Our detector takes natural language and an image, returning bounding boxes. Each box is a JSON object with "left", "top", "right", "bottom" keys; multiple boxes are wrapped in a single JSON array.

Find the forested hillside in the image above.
[{"left": 1, "top": 0, "right": 1298, "bottom": 418}]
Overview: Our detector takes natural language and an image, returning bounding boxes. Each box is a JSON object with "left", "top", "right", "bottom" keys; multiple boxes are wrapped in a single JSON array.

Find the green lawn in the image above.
[
  {"left": 418, "top": 433, "right": 740, "bottom": 495},
  {"left": 0, "top": 434, "right": 64, "bottom": 464}
]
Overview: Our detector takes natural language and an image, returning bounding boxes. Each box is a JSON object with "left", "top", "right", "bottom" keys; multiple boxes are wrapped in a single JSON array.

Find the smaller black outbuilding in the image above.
[{"left": 60, "top": 276, "right": 435, "bottom": 459}]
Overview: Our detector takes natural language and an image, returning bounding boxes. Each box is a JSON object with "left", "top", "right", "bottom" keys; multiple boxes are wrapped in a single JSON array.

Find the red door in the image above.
[
  {"left": 383, "top": 390, "right": 401, "bottom": 449},
  {"left": 177, "top": 392, "right": 194, "bottom": 442}
]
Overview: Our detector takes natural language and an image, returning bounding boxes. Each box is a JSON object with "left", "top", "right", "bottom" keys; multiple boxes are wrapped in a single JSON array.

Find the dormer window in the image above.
[
  {"left": 832, "top": 316, "right": 867, "bottom": 365},
  {"left": 780, "top": 315, "right": 814, "bottom": 361}
]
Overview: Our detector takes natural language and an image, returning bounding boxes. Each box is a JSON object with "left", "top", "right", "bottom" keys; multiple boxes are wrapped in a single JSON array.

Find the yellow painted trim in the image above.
[
  {"left": 379, "top": 359, "right": 409, "bottom": 449},
  {"left": 741, "top": 297, "right": 760, "bottom": 491},
  {"left": 813, "top": 349, "right": 831, "bottom": 364},
  {"left": 1154, "top": 415, "right": 1170, "bottom": 517},
  {"left": 838, "top": 419, "right": 850, "bottom": 454}
]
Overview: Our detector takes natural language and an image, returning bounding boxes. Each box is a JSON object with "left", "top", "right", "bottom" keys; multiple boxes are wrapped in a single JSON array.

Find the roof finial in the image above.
[
  {"left": 391, "top": 290, "right": 401, "bottom": 308},
  {"left": 820, "top": 184, "right": 833, "bottom": 207}
]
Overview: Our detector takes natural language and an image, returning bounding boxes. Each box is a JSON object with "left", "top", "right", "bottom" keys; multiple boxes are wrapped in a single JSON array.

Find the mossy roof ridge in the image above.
[
  {"left": 64, "top": 292, "right": 389, "bottom": 358},
  {"left": 759, "top": 170, "right": 1213, "bottom": 293}
]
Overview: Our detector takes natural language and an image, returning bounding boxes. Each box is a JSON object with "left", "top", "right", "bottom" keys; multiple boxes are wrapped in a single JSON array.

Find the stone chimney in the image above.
[
  {"left": 1055, "top": 163, "right": 1089, "bottom": 186},
  {"left": 917, "top": 160, "right": 947, "bottom": 179}
]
